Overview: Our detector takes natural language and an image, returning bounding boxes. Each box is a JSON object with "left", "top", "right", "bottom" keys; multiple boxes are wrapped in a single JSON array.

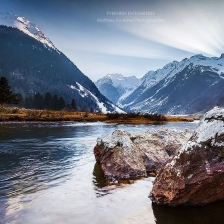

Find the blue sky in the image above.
[{"left": 0, "top": 0, "right": 224, "bottom": 81}]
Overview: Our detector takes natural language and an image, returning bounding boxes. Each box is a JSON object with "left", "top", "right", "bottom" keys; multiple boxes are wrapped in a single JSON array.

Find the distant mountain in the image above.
[
  {"left": 0, "top": 13, "right": 123, "bottom": 113},
  {"left": 95, "top": 73, "right": 141, "bottom": 105},
  {"left": 120, "top": 54, "right": 224, "bottom": 114}
]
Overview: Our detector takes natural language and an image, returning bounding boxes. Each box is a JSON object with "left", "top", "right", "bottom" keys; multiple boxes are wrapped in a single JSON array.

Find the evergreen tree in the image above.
[
  {"left": 58, "top": 97, "right": 65, "bottom": 110},
  {"left": 71, "top": 99, "right": 77, "bottom": 110},
  {"left": 0, "top": 76, "right": 19, "bottom": 107},
  {"left": 16, "top": 93, "right": 24, "bottom": 108},
  {"left": 24, "top": 96, "right": 33, "bottom": 109},
  {"left": 33, "top": 93, "right": 43, "bottom": 109},
  {"left": 43, "top": 92, "right": 53, "bottom": 109},
  {"left": 82, "top": 106, "right": 87, "bottom": 112},
  {"left": 53, "top": 94, "right": 59, "bottom": 110}
]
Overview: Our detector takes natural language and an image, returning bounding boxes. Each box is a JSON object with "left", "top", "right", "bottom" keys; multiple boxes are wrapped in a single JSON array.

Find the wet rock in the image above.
[
  {"left": 151, "top": 107, "right": 224, "bottom": 206},
  {"left": 94, "top": 128, "right": 192, "bottom": 180}
]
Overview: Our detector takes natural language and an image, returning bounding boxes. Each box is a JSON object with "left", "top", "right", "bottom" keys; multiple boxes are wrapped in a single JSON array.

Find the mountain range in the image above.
[
  {"left": 97, "top": 55, "right": 224, "bottom": 114},
  {"left": 95, "top": 73, "right": 141, "bottom": 105},
  {"left": 1, "top": 12, "right": 224, "bottom": 115},
  {"left": 0, "top": 12, "right": 123, "bottom": 113}
]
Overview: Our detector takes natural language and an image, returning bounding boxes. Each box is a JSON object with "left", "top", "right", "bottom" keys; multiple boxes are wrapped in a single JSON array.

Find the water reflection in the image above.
[
  {"left": 92, "top": 162, "right": 124, "bottom": 198},
  {"left": 0, "top": 123, "right": 91, "bottom": 199},
  {"left": 152, "top": 201, "right": 224, "bottom": 224},
  {"left": 0, "top": 121, "right": 200, "bottom": 223},
  {"left": 92, "top": 162, "right": 106, "bottom": 188}
]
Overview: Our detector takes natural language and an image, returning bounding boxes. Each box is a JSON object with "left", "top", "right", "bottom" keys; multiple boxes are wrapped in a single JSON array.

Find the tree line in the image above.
[
  {"left": 0, "top": 76, "right": 78, "bottom": 111},
  {"left": 24, "top": 92, "right": 78, "bottom": 111},
  {"left": 24, "top": 92, "right": 66, "bottom": 110},
  {"left": 0, "top": 76, "right": 19, "bottom": 107}
]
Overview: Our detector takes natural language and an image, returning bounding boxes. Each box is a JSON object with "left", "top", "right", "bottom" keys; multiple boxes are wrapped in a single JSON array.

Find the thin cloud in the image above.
[{"left": 114, "top": 1, "right": 224, "bottom": 57}]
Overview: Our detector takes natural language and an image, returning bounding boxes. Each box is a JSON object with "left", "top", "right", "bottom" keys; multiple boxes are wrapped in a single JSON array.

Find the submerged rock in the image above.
[
  {"left": 94, "top": 128, "right": 192, "bottom": 180},
  {"left": 151, "top": 107, "right": 224, "bottom": 206}
]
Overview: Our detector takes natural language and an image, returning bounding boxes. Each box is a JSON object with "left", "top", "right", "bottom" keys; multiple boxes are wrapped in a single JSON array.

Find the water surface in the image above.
[{"left": 1, "top": 121, "right": 223, "bottom": 224}]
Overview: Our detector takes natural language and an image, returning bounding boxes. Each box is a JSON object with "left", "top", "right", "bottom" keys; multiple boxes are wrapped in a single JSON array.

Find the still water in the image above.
[{"left": 1, "top": 121, "right": 224, "bottom": 224}]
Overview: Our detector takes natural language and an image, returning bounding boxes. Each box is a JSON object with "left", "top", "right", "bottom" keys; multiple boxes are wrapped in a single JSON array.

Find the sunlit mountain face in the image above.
[
  {"left": 119, "top": 54, "right": 224, "bottom": 114},
  {"left": 0, "top": 13, "right": 123, "bottom": 113}
]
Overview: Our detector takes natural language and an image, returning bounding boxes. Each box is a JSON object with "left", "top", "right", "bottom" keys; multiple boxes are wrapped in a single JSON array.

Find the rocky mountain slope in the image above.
[
  {"left": 95, "top": 73, "right": 141, "bottom": 105},
  {"left": 0, "top": 13, "right": 122, "bottom": 112},
  {"left": 120, "top": 54, "right": 224, "bottom": 114}
]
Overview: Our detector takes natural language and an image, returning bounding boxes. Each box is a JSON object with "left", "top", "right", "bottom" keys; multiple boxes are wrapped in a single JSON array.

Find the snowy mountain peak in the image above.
[
  {"left": 1, "top": 21, "right": 122, "bottom": 114},
  {"left": 0, "top": 12, "right": 56, "bottom": 50},
  {"left": 107, "top": 73, "right": 124, "bottom": 80},
  {"left": 98, "top": 73, "right": 141, "bottom": 89},
  {"left": 95, "top": 73, "right": 141, "bottom": 105},
  {"left": 140, "top": 60, "right": 188, "bottom": 90},
  {"left": 141, "top": 53, "right": 224, "bottom": 91},
  {"left": 188, "top": 54, "right": 224, "bottom": 74},
  {"left": 120, "top": 53, "right": 224, "bottom": 114},
  {"left": 190, "top": 54, "right": 205, "bottom": 60}
]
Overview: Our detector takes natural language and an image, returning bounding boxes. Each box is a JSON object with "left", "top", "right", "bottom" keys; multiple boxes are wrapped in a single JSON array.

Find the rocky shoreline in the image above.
[
  {"left": 94, "top": 107, "right": 224, "bottom": 206},
  {"left": 151, "top": 107, "right": 224, "bottom": 206}
]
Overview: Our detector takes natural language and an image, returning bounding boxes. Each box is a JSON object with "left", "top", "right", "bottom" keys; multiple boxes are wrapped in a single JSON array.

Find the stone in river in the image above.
[
  {"left": 151, "top": 107, "right": 224, "bottom": 206},
  {"left": 94, "top": 128, "right": 192, "bottom": 181}
]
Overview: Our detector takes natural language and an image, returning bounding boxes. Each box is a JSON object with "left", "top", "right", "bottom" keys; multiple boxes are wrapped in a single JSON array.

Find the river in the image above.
[{"left": 1, "top": 121, "right": 224, "bottom": 224}]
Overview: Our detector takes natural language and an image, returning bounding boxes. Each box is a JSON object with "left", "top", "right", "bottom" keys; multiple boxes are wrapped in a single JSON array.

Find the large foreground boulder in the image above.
[
  {"left": 94, "top": 128, "right": 192, "bottom": 180},
  {"left": 151, "top": 107, "right": 224, "bottom": 206}
]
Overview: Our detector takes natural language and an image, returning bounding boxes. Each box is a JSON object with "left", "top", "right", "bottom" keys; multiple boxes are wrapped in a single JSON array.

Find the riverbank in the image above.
[
  {"left": 0, "top": 108, "right": 198, "bottom": 123},
  {"left": 0, "top": 120, "right": 220, "bottom": 223}
]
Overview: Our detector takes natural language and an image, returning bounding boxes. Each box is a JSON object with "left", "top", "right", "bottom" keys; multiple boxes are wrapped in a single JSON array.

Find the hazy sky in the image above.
[{"left": 0, "top": 0, "right": 224, "bottom": 81}]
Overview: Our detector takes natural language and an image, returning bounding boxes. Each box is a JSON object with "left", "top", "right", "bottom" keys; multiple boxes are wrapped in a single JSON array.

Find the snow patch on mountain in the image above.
[
  {"left": 70, "top": 82, "right": 124, "bottom": 113},
  {"left": 0, "top": 12, "right": 56, "bottom": 50}
]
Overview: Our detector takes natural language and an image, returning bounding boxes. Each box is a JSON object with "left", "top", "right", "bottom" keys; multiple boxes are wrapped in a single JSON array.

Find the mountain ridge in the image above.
[
  {"left": 120, "top": 54, "right": 224, "bottom": 114},
  {"left": 0, "top": 12, "right": 56, "bottom": 50},
  {"left": 0, "top": 13, "right": 123, "bottom": 113}
]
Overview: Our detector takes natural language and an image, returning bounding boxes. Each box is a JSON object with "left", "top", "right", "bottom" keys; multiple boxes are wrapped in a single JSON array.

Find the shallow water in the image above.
[{"left": 1, "top": 121, "right": 224, "bottom": 224}]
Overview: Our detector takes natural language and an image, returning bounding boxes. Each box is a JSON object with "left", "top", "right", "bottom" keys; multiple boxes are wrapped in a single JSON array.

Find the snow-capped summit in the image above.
[
  {"left": 188, "top": 54, "right": 224, "bottom": 75},
  {"left": 120, "top": 53, "right": 224, "bottom": 114},
  {"left": 95, "top": 73, "right": 141, "bottom": 105},
  {"left": 0, "top": 12, "right": 56, "bottom": 49},
  {"left": 138, "top": 53, "right": 224, "bottom": 92},
  {"left": 98, "top": 73, "right": 140, "bottom": 89}
]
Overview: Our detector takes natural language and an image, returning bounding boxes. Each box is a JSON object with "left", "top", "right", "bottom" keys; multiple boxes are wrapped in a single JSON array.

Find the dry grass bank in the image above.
[{"left": 0, "top": 108, "right": 198, "bottom": 123}]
